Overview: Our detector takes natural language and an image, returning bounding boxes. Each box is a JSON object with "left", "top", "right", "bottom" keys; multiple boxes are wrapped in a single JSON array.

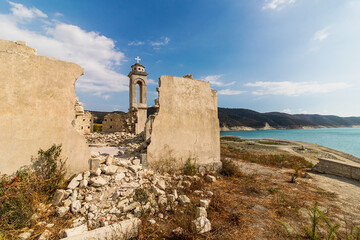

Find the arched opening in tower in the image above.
[{"left": 136, "top": 81, "right": 143, "bottom": 104}]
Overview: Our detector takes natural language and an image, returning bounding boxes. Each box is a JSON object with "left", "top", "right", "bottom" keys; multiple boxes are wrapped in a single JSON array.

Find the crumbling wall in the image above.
[
  {"left": 0, "top": 39, "right": 90, "bottom": 175},
  {"left": 102, "top": 112, "right": 134, "bottom": 133},
  {"left": 146, "top": 75, "right": 221, "bottom": 170},
  {"left": 74, "top": 99, "right": 93, "bottom": 135},
  {"left": 313, "top": 158, "right": 360, "bottom": 181}
]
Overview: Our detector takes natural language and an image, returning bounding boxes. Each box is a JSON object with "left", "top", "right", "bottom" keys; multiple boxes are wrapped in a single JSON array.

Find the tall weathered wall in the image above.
[
  {"left": 146, "top": 75, "right": 221, "bottom": 170},
  {"left": 0, "top": 40, "right": 90, "bottom": 175}
]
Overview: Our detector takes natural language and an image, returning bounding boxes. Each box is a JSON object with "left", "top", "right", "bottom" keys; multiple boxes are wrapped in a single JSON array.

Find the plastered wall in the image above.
[
  {"left": 146, "top": 75, "right": 221, "bottom": 169},
  {"left": 0, "top": 40, "right": 90, "bottom": 175}
]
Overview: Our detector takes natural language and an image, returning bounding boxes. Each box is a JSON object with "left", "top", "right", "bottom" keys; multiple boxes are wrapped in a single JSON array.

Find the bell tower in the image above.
[{"left": 128, "top": 56, "right": 148, "bottom": 134}]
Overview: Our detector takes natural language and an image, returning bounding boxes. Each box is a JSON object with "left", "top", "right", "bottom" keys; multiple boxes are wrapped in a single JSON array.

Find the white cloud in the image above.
[
  {"left": 150, "top": 37, "right": 170, "bottom": 49},
  {"left": 147, "top": 78, "right": 158, "bottom": 85},
  {"left": 263, "top": 0, "right": 296, "bottom": 10},
  {"left": 218, "top": 89, "right": 246, "bottom": 95},
  {"left": 313, "top": 27, "right": 330, "bottom": 42},
  {"left": 8, "top": 1, "right": 47, "bottom": 19},
  {"left": 54, "top": 12, "right": 63, "bottom": 17},
  {"left": 282, "top": 109, "right": 292, "bottom": 114},
  {"left": 0, "top": 2, "right": 128, "bottom": 96},
  {"left": 128, "top": 40, "right": 144, "bottom": 46},
  {"left": 201, "top": 75, "right": 235, "bottom": 87},
  {"left": 245, "top": 81, "right": 350, "bottom": 96}
]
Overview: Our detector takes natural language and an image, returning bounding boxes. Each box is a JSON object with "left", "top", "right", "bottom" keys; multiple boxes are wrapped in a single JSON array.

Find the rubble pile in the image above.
[
  {"left": 49, "top": 152, "right": 215, "bottom": 239},
  {"left": 19, "top": 132, "right": 217, "bottom": 239},
  {"left": 85, "top": 132, "right": 137, "bottom": 146}
]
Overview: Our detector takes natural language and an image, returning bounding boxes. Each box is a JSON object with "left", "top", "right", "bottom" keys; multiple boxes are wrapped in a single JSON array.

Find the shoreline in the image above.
[
  {"left": 220, "top": 136, "right": 360, "bottom": 166},
  {"left": 220, "top": 125, "right": 360, "bottom": 132}
]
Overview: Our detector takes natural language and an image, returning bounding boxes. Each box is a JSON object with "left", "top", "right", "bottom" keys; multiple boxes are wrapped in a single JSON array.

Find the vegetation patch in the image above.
[
  {"left": 221, "top": 143, "right": 313, "bottom": 170},
  {"left": 93, "top": 123, "right": 102, "bottom": 132},
  {"left": 258, "top": 140, "right": 282, "bottom": 145},
  {"left": 220, "top": 136, "right": 245, "bottom": 143},
  {"left": 184, "top": 158, "right": 197, "bottom": 176},
  {"left": 0, "top": 144, "right": 67, "bottom": 238}
]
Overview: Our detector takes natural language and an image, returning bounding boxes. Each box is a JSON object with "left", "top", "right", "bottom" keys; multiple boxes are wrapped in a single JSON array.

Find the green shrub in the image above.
[
  {"left": 93, "top": 123, "right": 102, "bottom": 132},
  {"left": 278, "top": 202, "right": 360, "bottom": 240},
  {"left": 220, "top": 159, "right": 238, "bottom": 177},
  {"left": 184, "top": 158, "right": 197, "bottom": 176},
  {"left": 0, "top": 144, "right": 66, "bottom": 233},
  {"left": 134, "top": 188, "right": 148, "bottom": 204}
]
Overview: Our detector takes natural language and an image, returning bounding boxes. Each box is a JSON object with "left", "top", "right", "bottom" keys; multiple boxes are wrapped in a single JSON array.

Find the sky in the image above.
[{"left": 0, "top": 0, "right": 359, "bottom": 116}]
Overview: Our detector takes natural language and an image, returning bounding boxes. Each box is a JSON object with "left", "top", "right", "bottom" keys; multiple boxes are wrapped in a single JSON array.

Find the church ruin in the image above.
[
  {"left": 0, "top": 40, "right": 90, "bottom": 175},
  {"left": 0, "top": 39, "right": 220, "bottom": 175}
]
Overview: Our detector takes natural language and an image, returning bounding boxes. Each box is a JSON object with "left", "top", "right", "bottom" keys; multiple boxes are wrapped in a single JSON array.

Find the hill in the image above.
[
  {"left": 218, "top": 108, "right": 360, "bottom": 130},
  {"left": 89, "top": 108, "right": 360, "bottom": 130}
]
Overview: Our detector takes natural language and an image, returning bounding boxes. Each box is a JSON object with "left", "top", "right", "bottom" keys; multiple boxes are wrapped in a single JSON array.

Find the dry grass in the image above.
[
  {"left": 0, "top": 144, "right": 70, "bottom": 240},
  {"left": 137, "top": 139, "right": 354, "bottom": 239},
  {"left": 221, "top": 143, "right": 313, "bottom": 170}
]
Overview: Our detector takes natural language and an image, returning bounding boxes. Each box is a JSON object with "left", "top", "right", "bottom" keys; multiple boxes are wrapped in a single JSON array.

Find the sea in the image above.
[{"left": 220, "top": 127, "right": 360, "bottom": 158}]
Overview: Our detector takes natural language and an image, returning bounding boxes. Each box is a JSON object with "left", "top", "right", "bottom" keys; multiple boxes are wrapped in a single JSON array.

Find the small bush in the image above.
[
  {"left": 0, "top": 144, "right": 66, "bottom": 235},
  {"left": 184, "top": 158, "right": 197, "bottom": 176},
  {"left": 134, "top": 188, "right": 148, "bottom": 205},
  {"left": 220, "top": 158, "right": 241, "bottom": 177},
  {"left": 93, "top": 123, "right": 102, "bottom": 132},
  {"left": 279, "top": 202, "right": 360, "bottom": 240}
]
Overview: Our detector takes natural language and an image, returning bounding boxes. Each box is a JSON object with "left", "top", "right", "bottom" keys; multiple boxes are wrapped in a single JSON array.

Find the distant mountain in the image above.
[
  {"left": 89, "top": 108, "right": 360, "bottom": 130},
  {"left": 218, "top": 108, "right": 360, "bottom": 130}
]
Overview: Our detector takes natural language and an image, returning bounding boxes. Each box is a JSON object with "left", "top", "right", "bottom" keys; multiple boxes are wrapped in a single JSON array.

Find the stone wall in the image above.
[
  {"left": 102, "top": 113, "right": 133, "bottom": 133},
  {"left": 313, "top": 158, "right": 360, "bottom": 181},
  {"left": 146, "top": 75, "right": 221, "bottom": 170},
  {"left": 74, "top": 111, "right": 93, "bottom": 135},
  {"left": 0, "top": 39, "right": 90, "bottom": 175}
]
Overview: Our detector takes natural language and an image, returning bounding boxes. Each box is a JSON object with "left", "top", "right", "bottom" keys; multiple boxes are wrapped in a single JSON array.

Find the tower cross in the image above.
[{"left": 135, "top": 56, "right": 141, "bottom": 63}]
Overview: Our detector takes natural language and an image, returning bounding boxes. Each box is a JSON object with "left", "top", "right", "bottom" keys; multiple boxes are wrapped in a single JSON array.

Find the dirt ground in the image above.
[{"left": 139, "top": 137, "right": 360, "bottom": 239}]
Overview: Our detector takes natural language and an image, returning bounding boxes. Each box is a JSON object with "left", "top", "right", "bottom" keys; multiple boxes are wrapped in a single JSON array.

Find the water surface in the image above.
[{"left": 220, "top": 127, "right": 360, "bottom": 158}]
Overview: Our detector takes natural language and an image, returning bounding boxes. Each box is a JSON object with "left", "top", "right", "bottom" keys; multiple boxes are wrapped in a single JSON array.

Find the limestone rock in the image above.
[
  {"left": 94, "top": 168, "right": 102, "bottom": 176},
  {"left": 158, "top": 195, "right": 167, "bottom": 207},
  {"left": 191, "top": 216, "right": 211, "bottom": 234},
  {"left": 196, "top": 207, "right": 207, "bottom": 218},
  {"left": 79, "top": 179, "right": 88, "bottom": 188},
  {"left": 60, "top": 218, "right": 141, "bottom": 240},
  {"left": 205, "top": 175, "right": 216, "bottom": 183},
  {"left": 156, "top": 179, "right": 166, "bottom": 190},
  {"left": 18, "top": 231, "right": 33, "bottom": 239},
  {"left": 38, "top": 229, "right": 51, "bottom": 240},
  {"left": 115, "top": 173, "right": 125, "bottom": 182},
  {"left": 71, "top": 200, "right": 81, "bottom": 214},
  {"left": 57, "top": 207, "right": 69, "bottom": 217},
  {"left": 73, "top": 173, "right": 83, "bottom": 181},
  {"left": 68, "top": 178, "right": 80, "bottom": 190},
  {"left": 91, "top": 177, "right": 107, "bottom": 187},
  {"left": 178, "top": 195, "right": 190, "bottom": 206},
  {"left": 63, "top": 224, "right": 88, "bottom": 238},
  {"left": 200, "top": 199, "right": 210, "bottom": 209}
]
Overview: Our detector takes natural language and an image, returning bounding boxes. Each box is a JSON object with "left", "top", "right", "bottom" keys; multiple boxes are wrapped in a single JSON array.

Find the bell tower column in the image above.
[{"left": 128, "top": 56, "right": 148, "bottom": 134}]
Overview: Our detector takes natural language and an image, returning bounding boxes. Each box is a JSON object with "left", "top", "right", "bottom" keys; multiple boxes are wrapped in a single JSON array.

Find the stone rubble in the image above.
[{"left": 21, "top": 132, "right": 216, "bottom": 239}]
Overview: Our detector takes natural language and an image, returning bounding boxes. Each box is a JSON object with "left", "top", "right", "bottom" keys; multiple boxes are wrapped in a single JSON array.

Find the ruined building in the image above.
[
  {"left": 74, "top": 98, "right": 94, "bottom": 135},
  {"left": 0, "top": 40, "right": 90, "bottom": 175},
  {"left": 102, "top": 112, "right": 133, "bottom": 133},
  {"left": 143, "top": 74, "right": 221, "bottom": 170}
]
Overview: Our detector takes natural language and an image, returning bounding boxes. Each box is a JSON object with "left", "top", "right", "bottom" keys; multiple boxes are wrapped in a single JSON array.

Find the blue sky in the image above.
[{"left": 0, "top": 0, "right": 359, "bottom": 116}]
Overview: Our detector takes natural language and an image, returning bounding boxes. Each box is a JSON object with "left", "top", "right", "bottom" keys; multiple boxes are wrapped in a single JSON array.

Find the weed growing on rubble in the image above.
[
  {"left": 0, "top": 144, "right": 66, "bottom": 237},
  {"left": 183, "top": 158, "right": 197, "bottom": 176},
  {"left": 279, "top": 202, "right": 360, "bottom": 240}
]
